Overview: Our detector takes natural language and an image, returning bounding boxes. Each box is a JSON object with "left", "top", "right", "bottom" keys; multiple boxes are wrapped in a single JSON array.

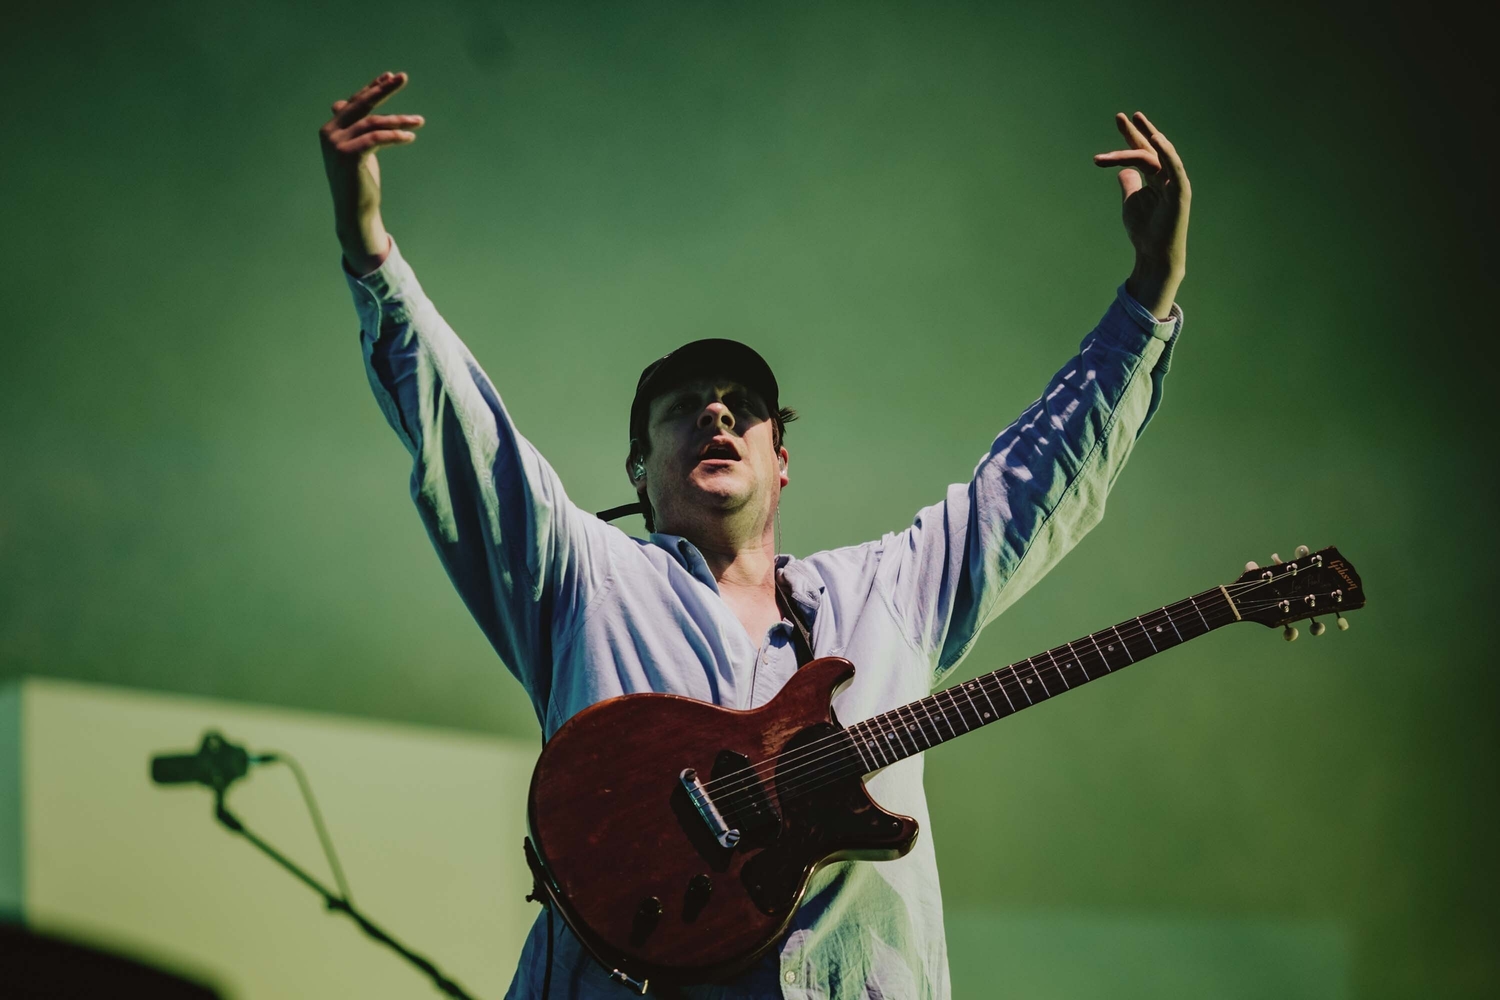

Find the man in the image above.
[{"left": 320, "top": 71, "right": 1188, "bottom": 999}]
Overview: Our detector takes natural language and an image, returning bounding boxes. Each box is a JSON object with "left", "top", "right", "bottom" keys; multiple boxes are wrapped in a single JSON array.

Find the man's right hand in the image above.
[{"left": 319, "top": 71, "right": 425, "bottom": 275}]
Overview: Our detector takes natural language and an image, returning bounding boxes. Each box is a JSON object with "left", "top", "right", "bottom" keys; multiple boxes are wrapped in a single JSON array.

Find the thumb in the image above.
[{"left": 1117, "top": 167, "right": 1143, "bottom": 202}]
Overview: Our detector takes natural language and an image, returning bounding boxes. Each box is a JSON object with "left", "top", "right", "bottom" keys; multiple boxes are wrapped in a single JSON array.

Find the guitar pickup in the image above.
[{"left": 713, "top": 750, "right": 781, "bottom": 844}]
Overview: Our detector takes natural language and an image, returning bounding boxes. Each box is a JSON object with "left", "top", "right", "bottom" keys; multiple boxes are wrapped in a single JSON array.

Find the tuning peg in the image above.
[
  {"left": 1336, "top": 615, "right": 1349, "bottom": 631},
  {"left": 1271, "top": 553, "right": 1284, "bottom": 565},
  {"left": 1295, "top": 545, "right": 1311, "bottom": 558},
  {"left": 1309, "top": 619, "right": 1326, "bottom": 636},
  {"left": 1283, "top": 625, "right": 1299, "bottom": 642},
  {"left": 1244, "top": 560, "right": 1259, "bottom": 572}
]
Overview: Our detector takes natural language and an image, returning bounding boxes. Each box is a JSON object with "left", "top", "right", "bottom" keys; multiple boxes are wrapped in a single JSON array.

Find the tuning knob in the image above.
[
  {"left": 1244, "top": 560, "right": 1259, "bottom": 572},
  {"left": 1309, "top": 620, "right": 1326, "bottom": 636},
  {"left": 1295, "top": 545, "right": 1311, "bottom": 558},
  {"left": 1271, "top": 553, "right": 1284, "bottom": 565},
  {"left": 1283, "top": 625, "right": 1299, "bottom": 642},
  {"left": 1336, "top": 615, "right": 1349, "bottom": 631}
]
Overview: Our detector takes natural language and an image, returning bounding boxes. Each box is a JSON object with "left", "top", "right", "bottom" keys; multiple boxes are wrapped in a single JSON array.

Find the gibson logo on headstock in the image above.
[{"left": 1329, "top": 559, "right": 1359, "bottom": 591}]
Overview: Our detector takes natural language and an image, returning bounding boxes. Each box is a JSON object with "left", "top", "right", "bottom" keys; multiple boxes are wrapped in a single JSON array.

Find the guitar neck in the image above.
[{"left": 843, "top": 585, "right": 1242, "bottom": 774}]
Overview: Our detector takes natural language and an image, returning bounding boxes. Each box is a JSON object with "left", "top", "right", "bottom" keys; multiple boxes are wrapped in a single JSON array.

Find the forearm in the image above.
[
  {"left": 338, "top": 207, "right": 392, "bottom": 276},
  {"left": 1125, "top": 255, "right": 1185, "bottom": 322}
]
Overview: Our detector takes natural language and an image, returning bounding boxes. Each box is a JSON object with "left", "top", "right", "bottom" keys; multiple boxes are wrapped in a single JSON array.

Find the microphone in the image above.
[{"left": 150, "top": 730, "right": 267, "bottom": 792}]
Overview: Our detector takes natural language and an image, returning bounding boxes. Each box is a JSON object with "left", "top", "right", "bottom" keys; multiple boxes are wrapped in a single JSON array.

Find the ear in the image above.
[
  {"left": 626, "top": 443, "right": 647, "bottom": 484},
  {"left": 777, "top": 446, "right": 789, "bottom": 488}
]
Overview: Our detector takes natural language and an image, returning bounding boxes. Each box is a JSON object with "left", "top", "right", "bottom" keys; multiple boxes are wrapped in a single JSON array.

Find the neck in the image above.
[
  {"left": 657, "top": 497, "right": 780, "bottom": 592},
  {"left": 693, "top": 518, "right": 778, "bottom": 593}
]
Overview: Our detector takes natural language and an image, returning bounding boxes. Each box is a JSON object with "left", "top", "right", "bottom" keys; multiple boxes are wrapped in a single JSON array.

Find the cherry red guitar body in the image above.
[{"left": 525, "top": 657, "right": 918, "bottom": 989}]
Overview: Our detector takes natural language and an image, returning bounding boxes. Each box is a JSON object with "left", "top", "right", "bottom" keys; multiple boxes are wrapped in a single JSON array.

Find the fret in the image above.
[
  {"left": 1121, "top": 620, "right": 1158, "bottom": 662},
  {"left": 971, "top": 676, "right": 1003, "bottom": 722},
  {"left": 907, "top": 701, "right": 935, "bottom": 751},
  {"left": 1045, "top": 648, "right": 1073, "bottom": 690},
  {"left": 911, "top": 700, "right": 940, "bottom": 750},
  {"left": 862, "top": 715, "right": 893, "bottom": 767},
  {"left": 893, "top": 704, "right": 923, "bottom": 755},
  {"left": 1187, "top": 594, "right": 1212, "bottom": 633},
  {"left": 1064, "top": 641, "right": 1093, "bottom": 682},
  {"left": 935, "top": 689, "right": 963, "bottom": 737},
  {"left": 904, "top": 699, "right": 930, "bottom": 748},
  {"left": 952, "top": 684, "right": 982, "bottom": 732},
  {"left": 848, "top": 721, "right": 870, "bottom": 770},
  {"left": 990, "top": 669, "right": 1019, "bottom": 713},
  {"left": 859, "top": 720, "right": 887, "bottom": 770},
  {"left": 1011, "top": 664, "right": 1038, "bottom": 705},
  {"left": 958, "top": 678, "right": 986, "bottom": 726},
  {"left": 1161, "top": 606, "right": 1184, "bottom": 643},
  {"left": 1136, "top": 616, "right": 1159, "bottom": 653},
  {"left": 1027, "top": 657, "right": 1057, "bottom": 698},
  {"left": 1085, "top": 632, "right": 1113, "bottom": 673},
  {"left": 1107, "top": 625, "right": 1135, "bottom": 664},
  {"left": 873, "top": 715, "right": 905, "bottom": 764},
  {"left": 935, "top": 691, "right": 963, "bottom": 738},
  {"left": 882, "top": 707, "right": 909, "bottom": 756}
]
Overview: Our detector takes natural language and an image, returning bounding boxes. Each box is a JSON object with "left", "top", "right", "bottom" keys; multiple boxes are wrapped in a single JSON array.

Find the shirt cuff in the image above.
[
  {"left": 1115, "top": 282, "right": 1183, "bottom": 344},
  {"left": 342, "top": 235, "right": 420, "bottom": 309}
]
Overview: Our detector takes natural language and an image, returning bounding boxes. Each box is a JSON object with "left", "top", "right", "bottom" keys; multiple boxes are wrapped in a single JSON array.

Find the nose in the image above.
[{"left": 697, "top": 401, "right": 734, "bottom": 433}]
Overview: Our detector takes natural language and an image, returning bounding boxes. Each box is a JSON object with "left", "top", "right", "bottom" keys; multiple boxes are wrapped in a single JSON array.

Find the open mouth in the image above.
[{"left": 698, "top": 438, "right": 741, "bottom": 462}]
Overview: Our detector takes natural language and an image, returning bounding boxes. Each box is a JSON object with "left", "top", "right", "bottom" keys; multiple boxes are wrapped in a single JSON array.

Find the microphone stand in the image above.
[{"left": 211, "top": 790, "right": 478, "bottom": 1000}]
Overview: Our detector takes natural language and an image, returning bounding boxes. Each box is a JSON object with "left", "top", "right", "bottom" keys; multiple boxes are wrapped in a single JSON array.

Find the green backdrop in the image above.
[{"left": 3, "top": 1, "right": 1494, "bottom": 997}]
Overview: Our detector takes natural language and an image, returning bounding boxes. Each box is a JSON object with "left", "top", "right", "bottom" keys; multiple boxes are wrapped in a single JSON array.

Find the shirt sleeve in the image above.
[
  {"left": 876, "top": 286, "right": 1182, "bottom": 683},
  {"left": 344, "top": 238, "right": 611, "bottom": 719}
]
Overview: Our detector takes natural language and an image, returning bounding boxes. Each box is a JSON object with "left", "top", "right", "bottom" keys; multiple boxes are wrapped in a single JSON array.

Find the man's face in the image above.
[{"left": 638, "top": 374, "right": 789, "bottom": 531}]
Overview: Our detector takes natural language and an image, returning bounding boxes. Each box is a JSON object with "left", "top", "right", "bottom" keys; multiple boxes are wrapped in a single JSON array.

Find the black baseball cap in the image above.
[{"left": 628, "top": 338, "right": 781, "bottom": 455}]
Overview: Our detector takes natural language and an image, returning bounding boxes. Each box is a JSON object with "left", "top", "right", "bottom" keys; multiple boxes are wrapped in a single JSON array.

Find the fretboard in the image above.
[{"left": 839, "top": 585, "right": 1240, "bottom": 775}]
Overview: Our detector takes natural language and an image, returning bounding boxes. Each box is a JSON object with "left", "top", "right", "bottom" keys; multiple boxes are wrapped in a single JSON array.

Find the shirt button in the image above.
[{"left": 784, "top": 970, "right": 797, "bottom": 984}]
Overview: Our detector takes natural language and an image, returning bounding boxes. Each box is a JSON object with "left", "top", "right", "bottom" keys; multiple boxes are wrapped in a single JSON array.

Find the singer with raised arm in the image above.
[{"left": 320, "top": 71, "right": 1188, "bottom": 999}]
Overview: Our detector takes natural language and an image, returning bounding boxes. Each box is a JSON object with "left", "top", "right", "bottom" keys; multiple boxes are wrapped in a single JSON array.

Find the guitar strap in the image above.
[{"left": 775, "top": 573, "right": 816, "bottom": 667}]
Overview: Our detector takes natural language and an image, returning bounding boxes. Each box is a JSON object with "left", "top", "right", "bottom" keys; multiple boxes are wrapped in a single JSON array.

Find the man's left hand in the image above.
[{"left": 1094, "top": 111, "right": 1190, "bottom": 320}]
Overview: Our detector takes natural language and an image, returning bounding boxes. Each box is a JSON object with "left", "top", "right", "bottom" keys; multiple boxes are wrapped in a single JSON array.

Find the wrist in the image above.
[
  {"left": 1126, "top": 258, "right": 1184, "bottom": 321},
  {"left": 339, "top": 225, "right": 391, "bottom": 276}
]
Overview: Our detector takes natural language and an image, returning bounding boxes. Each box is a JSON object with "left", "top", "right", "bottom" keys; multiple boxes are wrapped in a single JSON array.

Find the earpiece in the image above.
[{"left": 632, "top": 460, "right": 646, "bottom": 481}]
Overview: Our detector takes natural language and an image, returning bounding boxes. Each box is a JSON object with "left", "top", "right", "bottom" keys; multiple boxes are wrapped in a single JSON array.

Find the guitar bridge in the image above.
[{"left": 680, "top": 768, "right": 740, "bottom": 848}]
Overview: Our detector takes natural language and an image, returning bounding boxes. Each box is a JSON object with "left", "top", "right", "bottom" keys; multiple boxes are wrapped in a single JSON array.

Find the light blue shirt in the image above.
[{"left": 346, "top": 240, "right": 1181, "bottom": 999}]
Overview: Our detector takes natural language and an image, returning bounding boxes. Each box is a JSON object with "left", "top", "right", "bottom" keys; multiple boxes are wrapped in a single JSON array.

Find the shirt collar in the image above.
[{"left": 647, "top": 534, "right": 826, "bottom": 620}]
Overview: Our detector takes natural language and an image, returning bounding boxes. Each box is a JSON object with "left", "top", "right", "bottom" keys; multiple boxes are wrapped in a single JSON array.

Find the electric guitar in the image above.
[{"left": 524, "top": 546, "right": 1365, "bottom": 993}]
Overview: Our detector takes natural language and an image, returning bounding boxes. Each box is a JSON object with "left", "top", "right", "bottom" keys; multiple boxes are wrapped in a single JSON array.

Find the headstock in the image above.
[{"left": 1229, "top": 545, "right": 1365, "bottom": 640}]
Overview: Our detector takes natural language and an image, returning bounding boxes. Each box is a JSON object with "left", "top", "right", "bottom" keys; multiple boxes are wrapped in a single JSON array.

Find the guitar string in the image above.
[
  {"left": 693, "top": 568, "right": 1316, "bottom": 802},
  {"left": 735, "top": 591, "right": 1326, "bottom": 813},
  {"left": 696, "top": 575, "right": 1327, "bottom": 808},
  {"left": 769, "top": 600, "right": 1274, "bottom": 807},
  {"left": 586, "top": 584, "right": 1331, "bottom": 844},
  {"left": 727, "top": 600, "right": 1248, "bottom": 811},
  {"left": 693, "top": 569, "right": 1337, "bottom": 809}
]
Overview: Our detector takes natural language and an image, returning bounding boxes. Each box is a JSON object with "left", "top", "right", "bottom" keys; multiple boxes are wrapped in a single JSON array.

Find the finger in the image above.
[
  {"left": 333, "top": 71, "right": 409, "bottom": 127},
  {"left": 1133, "top": 112, "right": 1189, "bottom": 193},
  {"left": 1093, "top": 149, "right": 1160, "bottom": 172},
  {"left": 1115, "top": 111, "right": 1152, "bottom": 151},
  {"left": 341, "top": 114, "right": 426, "bottom": 138},
  {"left": 338, "top": 129, "right": 419, "bottom": 155},
  {"left": 1117, "top": 167, "right": 1144, "bottom": 202},
  {"left": 331, "top": 99, "right": 348, "bottom": 115}
]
